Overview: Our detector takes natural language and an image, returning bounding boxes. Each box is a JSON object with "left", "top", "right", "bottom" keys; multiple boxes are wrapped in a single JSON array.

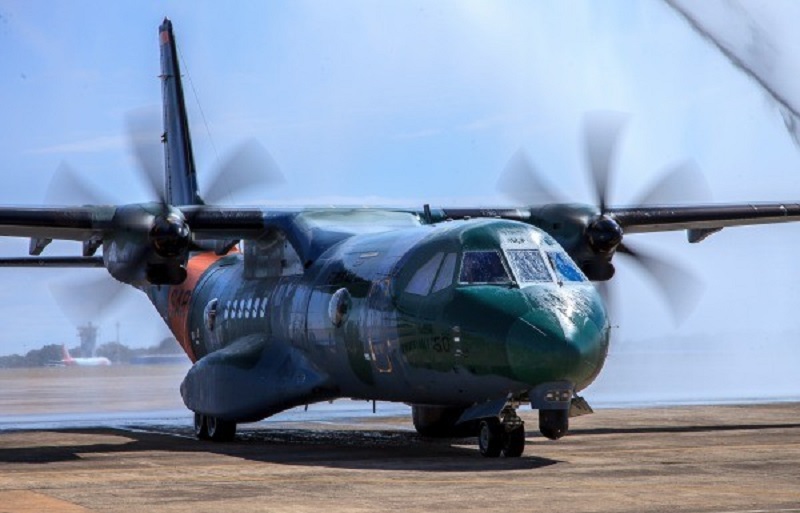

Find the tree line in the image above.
[{"left": 0, "top": 337, "right": 184, "bottom": 368}]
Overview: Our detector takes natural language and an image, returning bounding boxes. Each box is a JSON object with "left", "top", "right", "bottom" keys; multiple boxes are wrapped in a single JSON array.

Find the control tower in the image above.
[{"left": 77, "top": 322, "right": 98, "bottom": 357}]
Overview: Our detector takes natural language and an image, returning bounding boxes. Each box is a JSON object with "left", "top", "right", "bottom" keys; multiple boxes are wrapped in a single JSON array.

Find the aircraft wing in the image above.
[
  {"left": 3, "top": 202, "right": 799, "bottom": 241},
  {"left": 439, "top": 201, "right": 800, "bottom": 244},
  {"left": 0, "top": 206, "right": 114, "bottom": 241},
  {"left": 608, "top": 202, "right": 800, "bottom": 238},
  {"left": 1, "top": 202, "right": 800, "bottom": 267}
]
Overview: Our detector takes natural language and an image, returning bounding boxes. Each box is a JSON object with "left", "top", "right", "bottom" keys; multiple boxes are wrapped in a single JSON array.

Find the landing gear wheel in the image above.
[
  {"left": 193, "top": 412, "right": 209, "bottom": 440},
  {"left": 478, "top": 418, "right": 503, "bottom": 458},
  {"left": 539, "top": 409, "right": 569, "bottom": 440},
  {"left": 206, "top": 416, "right": 237, "bottom": 442},
  {"left": 502, "top": 424, "right": 526, "bottom": 457}
]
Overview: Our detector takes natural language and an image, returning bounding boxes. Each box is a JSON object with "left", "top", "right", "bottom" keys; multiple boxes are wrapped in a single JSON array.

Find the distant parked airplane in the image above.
[{"left": 61, "top": 345, "right": 111, "bottom": 367}]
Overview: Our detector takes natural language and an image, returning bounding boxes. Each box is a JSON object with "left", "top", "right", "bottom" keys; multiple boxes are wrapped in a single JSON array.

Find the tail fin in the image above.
[
  {"left": 159, "top": 18, "right": 202, "bottom": 206},
  {"left": 62, "top": 344, "right": 74, "bottom": 363}
]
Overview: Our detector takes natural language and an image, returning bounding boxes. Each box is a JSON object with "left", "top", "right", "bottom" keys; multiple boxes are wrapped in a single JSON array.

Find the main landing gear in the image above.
[
  {"left": 477, "top": 407, "right": 526, "bottom": 458},
  {"left": 194, "top": 412, "right": 237, "bottom": 442},
  {"left": 475, "top": 406, "right": 571, "bottom": 457}
]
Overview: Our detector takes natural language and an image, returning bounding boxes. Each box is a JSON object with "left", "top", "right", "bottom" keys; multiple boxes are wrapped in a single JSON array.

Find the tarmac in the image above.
[{"left": 1, "top": 366, "right": 799, "bottom": 513}]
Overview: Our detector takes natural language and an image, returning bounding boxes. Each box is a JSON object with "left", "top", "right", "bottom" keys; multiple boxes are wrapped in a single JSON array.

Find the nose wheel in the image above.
[
  {"left": 477, "top": 408, "right": 526, "bottom": 458},
  {"left": 193, "top": 412, "right": 237, "bottom": 442},
  {"left": 539, "top": 409, "right": 569, "bottom": 440}
]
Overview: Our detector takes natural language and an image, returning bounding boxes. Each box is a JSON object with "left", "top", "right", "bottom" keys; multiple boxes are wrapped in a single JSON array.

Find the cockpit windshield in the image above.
[
  {"left": 546, "top": 251, "right": 586, "bottom": 282},
  {"left": 459, "top": 250, "right": 512, "bottom": 284},
  {"left": 455, "top": 228, "right": 587, "bottom": 287},
  {"left": 505, "top": 249, "right": 552, "bottom": 284}
]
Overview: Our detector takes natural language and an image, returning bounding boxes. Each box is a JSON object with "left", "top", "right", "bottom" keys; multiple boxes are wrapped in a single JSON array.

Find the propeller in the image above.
[
  {"left": 497, "top": 111, "right": 707, "bottom": 322},
  {"left": 42, "top": 106, "right": 285, "bottom": 327},
  {"left": 124, "top": 110, "right": 284, "bottom": 272}
]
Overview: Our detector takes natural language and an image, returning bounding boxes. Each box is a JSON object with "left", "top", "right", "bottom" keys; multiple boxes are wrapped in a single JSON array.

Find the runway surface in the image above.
[{"left": 1, "top": 365, "right": 799, "bottom": 512}]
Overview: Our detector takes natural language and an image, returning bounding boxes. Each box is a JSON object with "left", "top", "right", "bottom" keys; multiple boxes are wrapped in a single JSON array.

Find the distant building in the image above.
[{"left": 77, "top": 322, "right": 98, "bottom": 357}]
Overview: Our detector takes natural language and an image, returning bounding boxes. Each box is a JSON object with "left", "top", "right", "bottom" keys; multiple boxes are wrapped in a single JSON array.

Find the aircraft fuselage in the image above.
[{"left": 147, "top": 215, "right": 610, "bottom": 422}]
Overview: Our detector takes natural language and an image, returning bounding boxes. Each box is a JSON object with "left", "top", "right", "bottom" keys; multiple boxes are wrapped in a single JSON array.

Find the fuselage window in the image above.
[
  {"left": 431, "top": 252, "right": 457, "bottom": 293},
  {"left": 405, "top": 252, "right": 444, "bottom": 296},
  {"left": 547, "top": 251, "right": 586, "bottom": 282},
  {"left": 505, "top": 249, "right": 552, "bottom": 284},
  {"left": 459, "top": 250, "right": 512, "bottom": 285}
]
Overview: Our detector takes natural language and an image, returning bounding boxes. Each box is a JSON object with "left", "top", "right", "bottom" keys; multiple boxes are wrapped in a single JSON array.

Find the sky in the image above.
[{"left": 0, "top": 1, "right": 799, "bottom": 403}]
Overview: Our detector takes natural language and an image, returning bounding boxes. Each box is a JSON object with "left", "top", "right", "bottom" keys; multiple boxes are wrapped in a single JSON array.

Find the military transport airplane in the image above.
[{"left": 1, "top": 19, "right": 800, "bottom": 457}]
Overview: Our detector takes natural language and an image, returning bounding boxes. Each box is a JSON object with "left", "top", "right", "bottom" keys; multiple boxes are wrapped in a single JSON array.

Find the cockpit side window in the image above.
[
  {"left": 547, "top": 252, "right": 586, "bottom": 282},
  {"left": 459, "top": 250, "right": 512, "bottom": 285},
  {"left": 505, "top": 249, "right": 552, "bottom": 284},
  {"left": 431, "top": 253, "right": 457, "bottom": 293},
  {"left": 405, "top": 252, "right": 444, "bottom": 295}
]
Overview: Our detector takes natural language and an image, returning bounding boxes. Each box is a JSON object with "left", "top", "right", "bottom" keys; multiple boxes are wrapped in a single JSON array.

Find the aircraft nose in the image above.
[{"left": 505, "top": 287, "right": 609, "bottom": 388}]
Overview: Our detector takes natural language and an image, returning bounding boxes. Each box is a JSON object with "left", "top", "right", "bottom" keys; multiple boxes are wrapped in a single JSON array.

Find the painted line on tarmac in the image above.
[{"left": 712, "top": 509, "right": 800, "bottom": 513}]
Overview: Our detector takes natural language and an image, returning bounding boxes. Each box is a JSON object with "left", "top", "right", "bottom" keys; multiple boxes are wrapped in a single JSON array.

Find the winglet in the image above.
[{"left": 159, "top": 18, "right": 202, "bottom": 206}]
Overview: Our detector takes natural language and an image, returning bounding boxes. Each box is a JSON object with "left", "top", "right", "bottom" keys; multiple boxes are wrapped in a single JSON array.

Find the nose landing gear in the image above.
[{"left": 539, "top": 409, "right": 569, "bottom": 440}]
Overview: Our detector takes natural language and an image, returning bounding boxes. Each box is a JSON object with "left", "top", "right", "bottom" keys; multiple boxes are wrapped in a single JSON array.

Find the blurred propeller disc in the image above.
[
  {"left": 45, "top": 162, "right": 109, "bottom": 206},
  {"left": 496, "top": 149, "right": 564, "bottom": 206},
  {"left": 125, "top": 107, "right": 166, "bottom": 202},
  {"left": 583, "top": 110, "right": 629, "bottom": 212},
  {"left": 49, "top": 273, "right": 130, "bottom": 327},
  {"left": 202, "top": 139, "right": 286, "bottom": 204},
  {"left": 631, "top": 160, "right": 711, "bottom": 207},
  {"left": 616, "top": 242, "right": 703, "bottom": 322}
]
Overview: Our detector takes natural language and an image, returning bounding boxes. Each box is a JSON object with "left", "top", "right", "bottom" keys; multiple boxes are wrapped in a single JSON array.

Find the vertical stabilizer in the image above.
[
  {"left": 159, "top": 18, "right": 202, "bottom": 206},
  {"left": 61, "top": 344, "right": 74, "bottom": 363}
]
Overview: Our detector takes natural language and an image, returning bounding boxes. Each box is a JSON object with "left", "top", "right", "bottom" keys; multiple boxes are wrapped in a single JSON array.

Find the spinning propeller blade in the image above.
[
  {"left": 49, "top": 272, "right": 130, "bottom": 326},
  {"left": 630, "top": 160, "right": 711, "bottom": 207},
  {"left": 496, "top": 149, "right": 564, "bottom": 206},
  {"left": 616, "top": 242, "right": 702, "bottom": 322},
  {"left": 201, "top": 139, "right": 285, "bottom": 205},
  {"left": 125, "top": 108, "right": 166, "bottom": 203},
  {"left": 583, "top": 110, "right": 628, "bottom": 214},
  {"left": 45, "top": 162, "right": 108, "bottom": 206}
]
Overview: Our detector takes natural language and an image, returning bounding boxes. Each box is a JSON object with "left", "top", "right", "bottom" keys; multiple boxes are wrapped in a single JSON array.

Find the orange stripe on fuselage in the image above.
[{"left": 167, "top": 252, "right": 228, "bottom": 362}]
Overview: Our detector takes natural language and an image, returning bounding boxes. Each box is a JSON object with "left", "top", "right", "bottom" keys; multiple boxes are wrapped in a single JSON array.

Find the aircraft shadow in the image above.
[
  {"left": 0, "top": 427, "right": 558, "bottom": 472},
  {"left": 571, "top": 422, "right": 800, "bottom": 436}
]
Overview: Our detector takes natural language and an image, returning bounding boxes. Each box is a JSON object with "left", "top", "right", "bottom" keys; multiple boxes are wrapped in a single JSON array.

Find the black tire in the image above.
[
  {"left": 194, "top": 412, "right": 209, "bottom": 440},
  {"left": 502, "top": 424, "right": 526, "bottom": 457},
  {"left": 478, "top": 418, "right": 503, "bottom": 458},
  {"left": 539, "top": 409, "right": 569, "bottom": 440},
  {"left": 206, "top": 416, "right": 237, "bottom": 442}
]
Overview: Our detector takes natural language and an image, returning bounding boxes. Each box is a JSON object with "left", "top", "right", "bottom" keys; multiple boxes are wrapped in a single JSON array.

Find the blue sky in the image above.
[{"left": 0, "top": 1, "right": 799, "bottom": 401}]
